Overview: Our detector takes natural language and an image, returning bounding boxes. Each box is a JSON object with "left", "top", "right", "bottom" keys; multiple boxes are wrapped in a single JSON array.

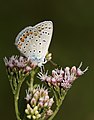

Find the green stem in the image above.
[
  {"left": 48, "top": 92, "right": 67, "bottom": 120},
  {"left": 30, "top": 70, "right": 36, "bottom": 91},
  {"left": 14, "top": 79, "right": 24, "bottom": 120},
  {"left": 29, "top": 68, "right": 39, "bottom": 91},
  {"left": 51, "top": 87, "right": 59, "bottom": 106}
]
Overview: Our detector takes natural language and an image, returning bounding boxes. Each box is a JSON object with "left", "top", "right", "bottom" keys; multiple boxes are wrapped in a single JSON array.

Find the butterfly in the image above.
[{"left": 15, "top": 21, "right": 53, "bottom": 67}]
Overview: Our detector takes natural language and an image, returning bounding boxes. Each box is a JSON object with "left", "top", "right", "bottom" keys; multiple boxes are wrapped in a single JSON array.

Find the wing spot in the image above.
[
  {"left": 20, "top": 38, "right": 24, "bottom": 42},
  {"left": 43, "top": 40, "right": 46, "bottom": 42},
  {"left": 45, "top": 32, "right": 47, "bottom": 34},
  {"left": 30, "top": 32, "right": 33, "bottom": 34},
  {"left": 18, "top": 44, "right": 22, "bottom": 49},
  {"left": 39, "top": 43, "right": 41, "bottom": 45},
  {"left": 34, "top": 33, "right": 37, "bottom": 36},
  {"left": 25, "top": 36, "right": 27, "bottom": 38},
  {"left": 49, "top": 27, "right": 51, "bottom": 29},
  {"left": 36, "top": 40, "right": 38, "bottom": 42},
  {"left": 26, "top": 33, "right": 29, "bottom": 36},
  {"left": 38, "top": 30, "right": 41, "bottom": 32},
  {"left": 39, "top": 51, "right": 41, "bottom": 53}
]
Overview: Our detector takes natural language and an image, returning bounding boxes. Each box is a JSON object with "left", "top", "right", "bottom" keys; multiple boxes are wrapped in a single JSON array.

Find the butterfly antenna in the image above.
[{"left": 49, "top": 60, "right": 60, "bottom": 67}]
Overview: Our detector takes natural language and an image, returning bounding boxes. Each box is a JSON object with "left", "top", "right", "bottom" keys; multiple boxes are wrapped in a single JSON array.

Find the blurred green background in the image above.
[{"left": 0, "top": 0, "right": 94, "bottom": 120}]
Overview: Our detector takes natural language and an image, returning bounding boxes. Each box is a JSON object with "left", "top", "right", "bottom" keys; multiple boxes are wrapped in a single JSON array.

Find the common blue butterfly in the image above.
[{"left": 15, "top": 21, "right": 53, "bottom": 66}]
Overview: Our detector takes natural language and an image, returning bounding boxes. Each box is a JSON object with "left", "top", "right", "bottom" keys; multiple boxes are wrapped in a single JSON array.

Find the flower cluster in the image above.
[
  {"left": 25, "top": 87, "right": 54, "bottom": 119},
  {"left": 4, "top": 55, "right": 37, "bottom": 73},
  {"left": 38, "top": 63, "right": 88, "bottom": 90}
]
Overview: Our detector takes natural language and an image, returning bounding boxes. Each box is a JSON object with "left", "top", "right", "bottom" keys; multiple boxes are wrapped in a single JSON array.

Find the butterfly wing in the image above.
[
  {"left": 15, "top": 21, "right": 53, "bottom": 65},
  {"left": 33, "top": 21, "right": 53, "bottom": 62}
]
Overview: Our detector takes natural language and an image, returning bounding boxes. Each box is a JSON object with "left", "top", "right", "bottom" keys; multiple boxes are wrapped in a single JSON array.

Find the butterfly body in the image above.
[{"left": 15, "top": 21, "right": 53, "bottom": 66}]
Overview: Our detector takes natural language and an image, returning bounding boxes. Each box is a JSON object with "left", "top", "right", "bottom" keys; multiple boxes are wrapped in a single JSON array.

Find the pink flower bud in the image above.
[
  {"left": 76, "top": 68, "right": 84, "bottom": 76},
  {"left": 46, "top": 76, "right": 51, "bottom": 83},
  {"left": 71, "top": 66, "right": 76, "bottom": 74},
  {"left": 31, "top": 98, "right": 36, "bottom": 106},
  {"left": 38, "top": 102, "right": 44, "bottom": 108}
]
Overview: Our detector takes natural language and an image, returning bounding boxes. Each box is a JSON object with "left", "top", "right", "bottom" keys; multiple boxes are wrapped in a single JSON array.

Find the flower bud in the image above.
[
  {"left": 46, "top": 109, "right": 53, "bottom": 116},
  {"left": 27, "top": 115, "right": 31, "bottom": 119},
  {"left": 36, "top": 114, "right": 41, "bottom": 119},
  {"left": 31, "top": 98, "right": 36, "bottom": 106},
  {"left": 38, "top": 102, "right": 44, "bottom": 108},
  {"left": 33, "top": 106, "right": 38, "bottom": 112},
  {"left": 77, "top": 68, "right": 83, "bottom": 76},
  {"left": 71, "top": 66, "right": 76, "bottom": 74},
  {"left": 32, "top": 115, "right": 36, "bottom": 120},
  {"left": 25, "top": 109, "right": 29, "bottom": 114},
  {"left": 35, "top": 110, "right": 39, "bottom": 115}
]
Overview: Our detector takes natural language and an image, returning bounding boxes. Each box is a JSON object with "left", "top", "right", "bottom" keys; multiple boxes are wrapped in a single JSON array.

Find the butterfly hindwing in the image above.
[{"left": 15, "top": 21, "right": 53, "bottom": 65}]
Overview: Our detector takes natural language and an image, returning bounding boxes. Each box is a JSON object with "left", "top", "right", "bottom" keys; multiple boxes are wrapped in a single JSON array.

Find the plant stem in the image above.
[
  {"left": 29, "top": 68, "right": 39, "bottom": 91},
  {"left": 29, "top": 70, "right": 36, "bottom": 91},
  {"left": 14, "top": 79, "right": 24, "bottom": 120},
  {"left": 48, "top": 92, "right": 67, "bottom": 120}
]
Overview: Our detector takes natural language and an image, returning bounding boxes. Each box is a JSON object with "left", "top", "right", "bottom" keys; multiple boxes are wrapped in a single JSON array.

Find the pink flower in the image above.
[
  {"left": 38, "top": 62, "right": 88, "bottom": 90},
  {"left": 4, "top": 55, "right": 37, "bottom": 73}
]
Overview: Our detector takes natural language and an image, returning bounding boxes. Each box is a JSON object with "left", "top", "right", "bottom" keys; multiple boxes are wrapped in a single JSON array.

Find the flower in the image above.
[
  {"left": 4, "top": 55, "right": 37, "bottom": 73},
  {"left": 38, "top": 62, "right": 88, "bottom": 90},
  {"left": 25, "top": 86, "right": 54, "bottom": 119}
]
